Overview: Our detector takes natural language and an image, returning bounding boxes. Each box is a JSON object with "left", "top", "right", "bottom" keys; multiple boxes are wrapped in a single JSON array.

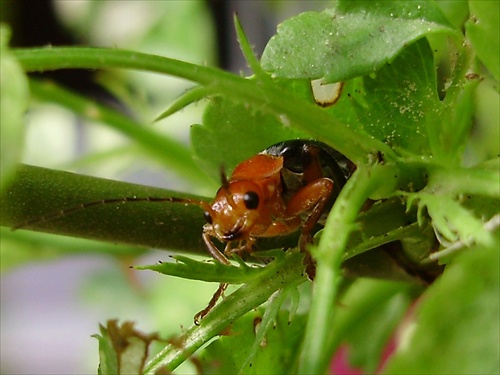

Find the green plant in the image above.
[{"left": 1, "top": 1, "right": 498, "bottom": 374}]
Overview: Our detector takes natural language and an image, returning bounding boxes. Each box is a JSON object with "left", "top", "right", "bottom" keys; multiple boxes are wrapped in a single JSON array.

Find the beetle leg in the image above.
[
  {"left": 285, "top": 177, "right": 334, "bottom": 247},
  {"left": 225, "top": 237, "right": 255, "bottom": 257},
  {"left": 194, "top": 282, "right": 228, "bottom": 325},
  {"left": 196, "top": 229, "right": 232, "bottom": 324},
  {"left": 285, "top": 178, "right": 334, "bottom": 279},
  {"left": 196, "top": 239, "right": 251, "bottom": 323},
  {"left": 202, "top": 225, "right": 231, "bottom": 265},
  {"left": 302, "top": 144, "right": 325, "bottom": 183}
]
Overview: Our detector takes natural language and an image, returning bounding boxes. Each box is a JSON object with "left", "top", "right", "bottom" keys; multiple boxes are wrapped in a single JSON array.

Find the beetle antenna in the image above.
[
  {"left": 220, "top": 166, "right": 230, "bottom": 190},
  {"left": 218, "top": 165, "right": 239, "bottom": 208}
]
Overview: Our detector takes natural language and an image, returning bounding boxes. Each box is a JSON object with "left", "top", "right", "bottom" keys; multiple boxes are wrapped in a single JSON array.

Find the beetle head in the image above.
[{"left": 204, "top": 180, "right": 271, "bottom": 242}]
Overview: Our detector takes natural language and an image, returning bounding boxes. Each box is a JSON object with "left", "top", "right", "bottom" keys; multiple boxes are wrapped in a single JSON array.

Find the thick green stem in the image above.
[{"left": 0, "top": 164, "right": 208, "bottom": 254}]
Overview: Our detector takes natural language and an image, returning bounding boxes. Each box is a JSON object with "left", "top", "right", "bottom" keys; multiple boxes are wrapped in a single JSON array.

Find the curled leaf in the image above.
[{"left": 93, "top": 320, "right": 160, "bottom": 375}]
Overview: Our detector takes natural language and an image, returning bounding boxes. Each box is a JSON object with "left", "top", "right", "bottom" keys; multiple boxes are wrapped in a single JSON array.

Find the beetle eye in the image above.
[
  {"left": 203, "top": 211, "right": 213, "bottom": 224},
  {"left": 243, "top": 191, "right": 260, "bottom": 209}
]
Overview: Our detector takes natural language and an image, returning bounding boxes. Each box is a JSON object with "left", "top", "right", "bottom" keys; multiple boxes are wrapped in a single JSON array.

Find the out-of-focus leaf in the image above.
[
  {"left": 468, "top": 79, "right": 500, "bottom": 164},
  {"left": 344, "top": 281, "right": 414, "bottom": 373},
  {"left": 27, "top": 79, "right": 208, "bottom": 188},
  {"left": 435, "top": 71, "right": 478, "bottom": 164},
  {"left": 0, "top": 227, "right": 145, "bottom": 272},
  {"left": 199, "top": 309, "right": 306, "bottom": 374},
  {"left": 384, "top": 243, "right": 500, "bottom": 374},
  {"left": 415, "top": 194, "right": 493, "bottom": 248},
  {"left": 0, "top": 25, "right": 29, "bottom": 190},
  {"left": 93, "top": 320, "right": 159, "bottom": 375},
  {"left": 435, "top": 1, "right": 469, "bottom": 30},
  {"left": 327, "top": 279, "right": 418, "bottom": 373},
  {"left": 261, "top": 1, "right": 458, "bottom": 82},
  {"left": 466, "top": 1, "right": 500, "bottom": 81}
]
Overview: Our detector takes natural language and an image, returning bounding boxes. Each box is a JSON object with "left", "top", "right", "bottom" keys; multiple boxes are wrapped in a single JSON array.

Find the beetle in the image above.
[
  {"left": 200, "top": 139, "right": 353, "bottom": 267},
  {"left": 191, "top": 139, "right": 353, "bottom": 322},
  {"left": 13, "top": 140, "right": 353, "bottom": 321}
]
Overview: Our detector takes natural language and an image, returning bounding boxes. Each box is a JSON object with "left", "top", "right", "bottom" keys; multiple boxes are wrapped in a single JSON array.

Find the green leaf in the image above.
[
  {"left": 94, "top": 324, "right": 118, "bottom": 375},
  {"left": 323, "top": 279, "right": 419, "bottom": 369},
  {"left": 466, "top": 1, "right": 500, "bottom": 81},
  {"left": 261, "top": 2, "right": 458, "bottom": 82},
  {"left": 435, "top": 72, "right": 478, "bottom": 164},
  {"left": 468, "top": 79, "right": 500, "bottom": 164},
  {"left": 199, "top": 309, "right": 306, "bottom": 374},
  {"left": 384, "top": 243, "right": 500, "bottom": 374},
  {"left": 191, "top": 96, "right": 307, "bottom": 181},
  {"left": 415, "top": 193, "right": 494, "bottom": 249},
  {"left": 340, "top": 280, "right": 416, "bottom": 373},
  {"left": 154, "top": 85, "right": 214, "bottom": 122},
  {"left": 0, "top": 25, "right": 29, "bottom": 190},
  {"left": 6, "top": 5, "right": 497, "bottom": 373},
  {"left": 262, "top": 35, "right": 440, "bottom": 157},
  {"left": 341, "top": 38, "right": 438, "bottom": 155},
  {"left": 143, "top": 251, "right": 307, "bottom": 373},
  {"left": 136, "top": 254, "right": 263, "bottom": 284},
  {"left": 234, "top": 14, "right": 269, "bottom": 81},
  {"left": 435, "top": 1, "right": 470, "bottom": 30}
]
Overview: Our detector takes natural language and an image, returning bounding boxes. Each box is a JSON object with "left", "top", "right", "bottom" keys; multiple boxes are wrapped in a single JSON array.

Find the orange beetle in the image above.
[
  {"left": 190, "top": 139, "right": 353, "bottom": 321},
  {"left": 198, "top": 140, "right": 353, "bottom": 266}
]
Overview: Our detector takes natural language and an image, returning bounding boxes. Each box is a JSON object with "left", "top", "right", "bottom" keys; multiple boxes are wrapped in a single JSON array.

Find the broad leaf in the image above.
[
  {"left": 261, "top": 1, "right": 458, "bottom": 82},
  {"left": 344, "top": 285, "right": 414, "bottom": 373},
  {"left": 336, "top": 38, "right": 438, "bottom": 155}
]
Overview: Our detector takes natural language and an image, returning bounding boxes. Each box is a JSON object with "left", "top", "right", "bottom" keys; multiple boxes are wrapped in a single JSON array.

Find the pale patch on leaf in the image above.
[{"left": 93, "top": 320, "right": 160, "bottom": 375}]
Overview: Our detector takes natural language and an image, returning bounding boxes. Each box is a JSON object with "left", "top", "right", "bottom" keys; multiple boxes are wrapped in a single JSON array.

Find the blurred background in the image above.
[{"left": 0, "top": 1, "right": 331, "bottom": 373}]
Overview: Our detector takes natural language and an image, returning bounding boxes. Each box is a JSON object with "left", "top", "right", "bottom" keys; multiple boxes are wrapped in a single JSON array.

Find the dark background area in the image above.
[{"left": 1, "top": 0, "right": 275, "bottom": 94}]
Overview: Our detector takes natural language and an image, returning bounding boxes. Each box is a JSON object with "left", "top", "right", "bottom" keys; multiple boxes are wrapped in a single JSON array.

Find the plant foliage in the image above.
[{"left": 0, "top": 1, "right": 498, "bottom": 374}]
